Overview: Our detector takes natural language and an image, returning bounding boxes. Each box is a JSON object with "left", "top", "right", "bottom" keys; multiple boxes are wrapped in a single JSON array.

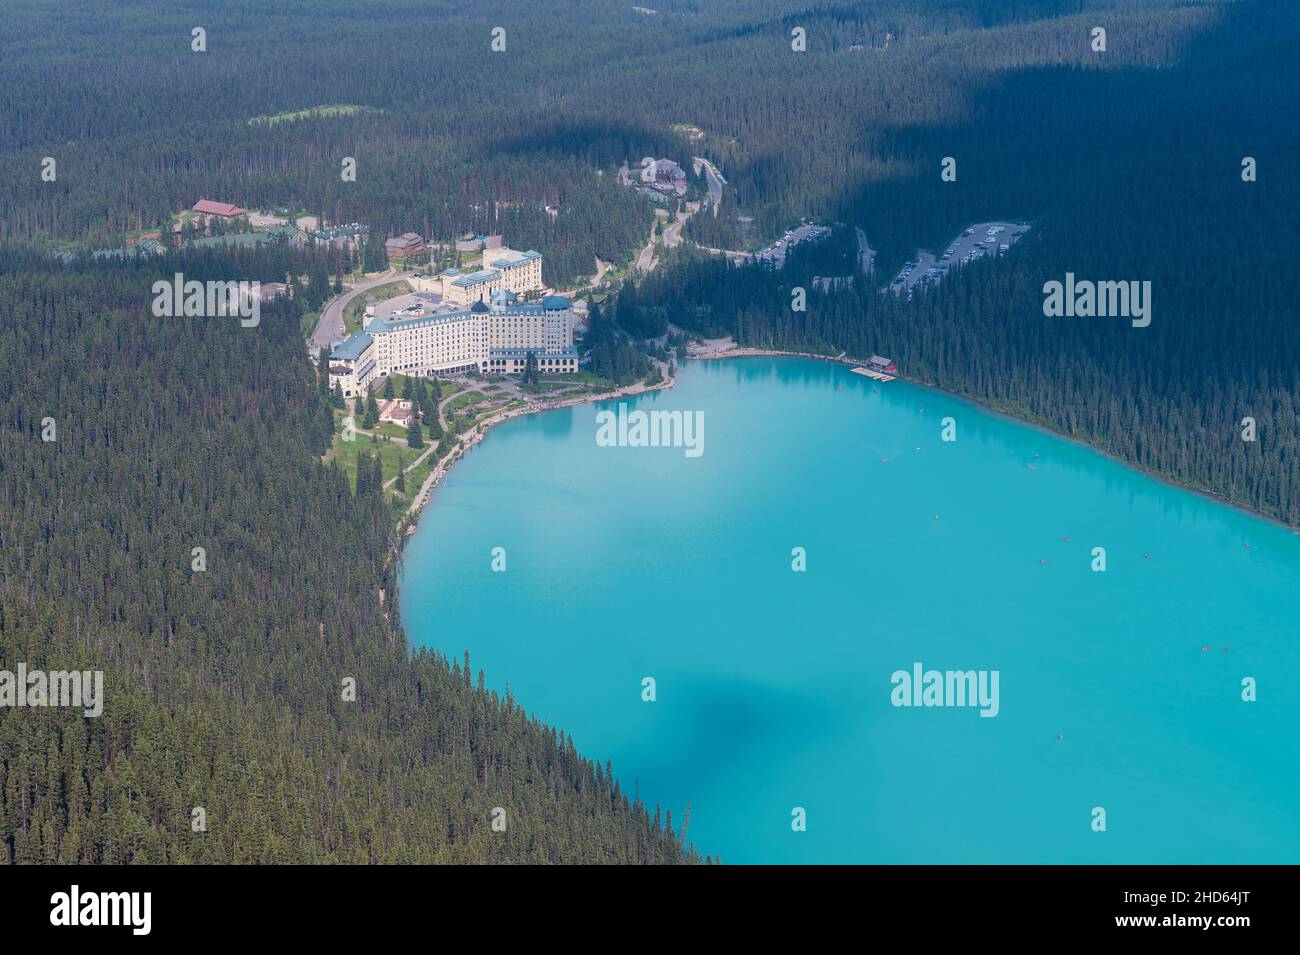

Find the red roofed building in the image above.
[{"left": 192, "top": 199, "right": 247, "bottom": 218}]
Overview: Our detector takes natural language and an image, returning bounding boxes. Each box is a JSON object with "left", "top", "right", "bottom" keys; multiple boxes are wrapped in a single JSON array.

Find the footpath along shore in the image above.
[
  {"left": 399, "top": 367, "right": 676, "bottom": 537},
  {"left": 393, "top": 338, "right": 886, "bottom": 551}
]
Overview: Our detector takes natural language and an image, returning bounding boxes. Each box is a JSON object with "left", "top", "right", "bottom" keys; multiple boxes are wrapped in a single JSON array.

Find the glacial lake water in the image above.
[{"left": 401, "top": 357, "right": 1300, "bottom": 864}]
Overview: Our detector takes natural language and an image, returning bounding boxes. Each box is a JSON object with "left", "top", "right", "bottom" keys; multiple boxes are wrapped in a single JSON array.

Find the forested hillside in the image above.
[
  {"left": 0, "top": 0, "right": 1216, "bottom": 273},
  {"left": 638, "top": 0, "right": 1300, "bottom": 526},
  {"left": 0, "top": 248, "right": 699, "bottom": 863}
]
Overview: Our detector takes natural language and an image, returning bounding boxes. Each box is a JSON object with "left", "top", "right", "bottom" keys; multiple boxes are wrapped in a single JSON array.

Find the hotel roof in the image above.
[
  {"left": 489, "top": 249, "right": 542, "bottom": 268},
  {"left": 451, "top": 268, "right": 501, "bottom": 287},
  {"left": 366, "top": 310, "right": 476, "bottom": 333},
  {"left": 331, "top": 332, "right": 373, "bottom": 361},
  {"left": 365, "top": 299, "right": 572, "bottom": 334},
  {"left": 192, "top": 199, "right": 246, "bottom": 217}
]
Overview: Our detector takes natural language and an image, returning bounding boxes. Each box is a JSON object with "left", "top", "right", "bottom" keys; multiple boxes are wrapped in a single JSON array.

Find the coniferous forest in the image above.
[
  {"left": 0, "top": 248, "right": 700, "bottom": 862},
  {"left": 637, "top": 0, "right": 1300, "bottom": 526}
]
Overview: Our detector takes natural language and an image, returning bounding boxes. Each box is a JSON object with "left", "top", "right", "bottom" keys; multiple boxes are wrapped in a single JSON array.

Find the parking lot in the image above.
[
  {"left": 888, "top": 221, "right": 1030, "bottom": 297},
  {"left": 369, "top": 291, "right": 446, "bottom": 321},
  {"left": 757, "top": 222, "right": 830, "bottom": 269}
]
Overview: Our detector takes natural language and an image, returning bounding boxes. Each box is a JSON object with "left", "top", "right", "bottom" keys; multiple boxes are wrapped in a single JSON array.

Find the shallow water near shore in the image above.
[{"left": 401, "top": 357, "right": 1300, "bottom": 863}]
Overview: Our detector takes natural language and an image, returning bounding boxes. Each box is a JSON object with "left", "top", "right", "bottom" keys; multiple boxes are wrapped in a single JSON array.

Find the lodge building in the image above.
[
  {"left": 433, "top": 247, "right": 544, "bottom": 305},
  {"left": 327, "top": 291, "right": 577, "bottom": 397}
]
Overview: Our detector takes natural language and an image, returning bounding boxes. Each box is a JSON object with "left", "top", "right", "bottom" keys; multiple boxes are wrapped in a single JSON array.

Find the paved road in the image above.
[
  {"left": 310, "top": 268, "right": 398, "bottom": 350},
  {"left": 756, "top": 222, "right": 828, "bottom": 269},
  {"left": 633, "top": 206, "right": 695, "bottom": 275},
  {"left": 663, "top": 209, "right": 688, "bottom": 248},
  {"left": 635, "top": 233, "right": 657, "bottom": 273},
  {"left": 697, "top": 244, "right": 755, "bottom": 264},
  {"left": 855, "top": 227, "right": 876, "bottom": 276},
  {"left": 693, "top": 156, "right": 724, "bottom": 215}
]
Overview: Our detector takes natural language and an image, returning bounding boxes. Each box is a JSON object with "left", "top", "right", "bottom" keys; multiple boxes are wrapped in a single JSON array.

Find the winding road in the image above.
[
  {"left": 693, "top": 156, "right": 725, "bottom": 216},
  {"left": 310, "top": 268, "right": 398, "bottom": 350}
]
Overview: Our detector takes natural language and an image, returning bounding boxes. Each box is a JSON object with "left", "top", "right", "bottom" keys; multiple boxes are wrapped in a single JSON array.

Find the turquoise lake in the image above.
[{"left": 400, "top": 357, "right": 1300, "bottom": 864}]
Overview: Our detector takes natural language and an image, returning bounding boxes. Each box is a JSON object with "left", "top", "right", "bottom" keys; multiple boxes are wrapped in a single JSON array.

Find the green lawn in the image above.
[
  {"left": 328, "top": 434, "right": 415, "bottom": 491},
  {"left": 445, "top": 390, "right": 488, "bottom": 414}
]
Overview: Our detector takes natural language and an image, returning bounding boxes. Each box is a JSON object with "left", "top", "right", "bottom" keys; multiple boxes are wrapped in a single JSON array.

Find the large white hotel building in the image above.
[
  {"left": 426, "top": 247, "right": 544, "bottom": 306},
  {"left": 328, "top": 289, "right": 578, "bottom": 397}
]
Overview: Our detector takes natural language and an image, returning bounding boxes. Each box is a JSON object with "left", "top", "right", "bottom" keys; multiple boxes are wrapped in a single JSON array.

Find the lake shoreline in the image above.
[
  {"left": 398, "top": 348, "right": 1300, "bottom": 864},
  {"left": 690, "top": 345, "right": 1299, "bottom": 536},
  {"left": 394, "top": 368, "right": 678, "bottom": 548},
  {"left": 393, "top": 343, "right": 1295, "bottom": 571}
]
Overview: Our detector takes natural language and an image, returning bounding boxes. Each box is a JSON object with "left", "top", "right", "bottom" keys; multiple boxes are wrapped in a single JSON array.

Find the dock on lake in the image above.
[
  {"left": 852, "top": 354, "right": 897, "bottom": 381},
  {"left": 851, "top": 367, "right": 894, "bottom": 382}
]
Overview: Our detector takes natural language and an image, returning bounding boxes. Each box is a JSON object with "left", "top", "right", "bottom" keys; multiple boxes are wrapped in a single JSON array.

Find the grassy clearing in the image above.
[
  {"left": 445, "top": 390, "right": 489, "bottom": 415},
  {"left": 249, "top": 104, "right": 377, "bottom": 126},
  {"left": 328, "top": 433, "right": 412, "bottom": 490}
]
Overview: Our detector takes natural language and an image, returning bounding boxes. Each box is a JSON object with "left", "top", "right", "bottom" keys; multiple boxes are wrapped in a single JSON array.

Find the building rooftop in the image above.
[
  {"left": 331, "top": 332, "right": 373, "bottom": 361},
  {"left": 192, "top": 199, "right": 246, "bottom": 217},
  {"left": 187, "top": 231, "right": 279, "bottom": 248},
  {"left": 452, "top": 268, "right": 501, "bottom": 287},
  {"left": 366, "top": 310, "right": 475, "bottom": 333},
  {"left": 364, "top": 298, "right": 572, "bottom": 334},
  {"left": 489, "top": 248, "right": 542, "bottom": 269}
]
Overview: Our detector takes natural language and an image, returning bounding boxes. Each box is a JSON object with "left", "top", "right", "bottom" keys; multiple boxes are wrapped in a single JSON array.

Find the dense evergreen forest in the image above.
[
  {"left": 639, "top": 0, "right": 1300, "bottom": 526},
  {"left": 0, "top": 247, "right": 700, "bottom": 862},
  {"left": 0, "top": 1, "right": 1216, "bottom": 267}
]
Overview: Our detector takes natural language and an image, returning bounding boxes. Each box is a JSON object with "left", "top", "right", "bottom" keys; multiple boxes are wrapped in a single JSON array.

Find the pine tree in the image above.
[
  {"left": 317, "top": 347, "right": 331, "bottom": 394},
  {"left": 355, "top": 451, "right": 371, "bottom": 496}
]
